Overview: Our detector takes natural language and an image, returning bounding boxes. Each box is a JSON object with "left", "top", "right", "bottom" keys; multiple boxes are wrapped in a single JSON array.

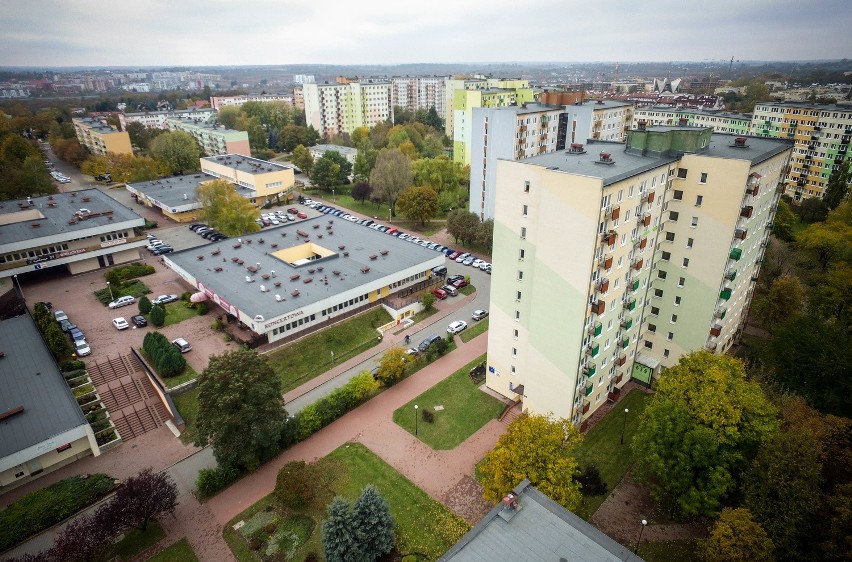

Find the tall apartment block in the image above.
[
  {"left": 469, "top": 103, "right": 564, "bottom": 220},
  {"left": 302, "top": 82, "right": 393, "bottom": 137},
  {"left": 390, "top": 76, "right": 447, "bottom": 118},
  {"left": 485, "top": 126, "right": 791, "bottom": 425},
  {"left": 561, "top": 100, "right": 634, "bottom": 145},
  {"left": 452, "top": 83, "right": 539, "bottom": 166},
  {"left": 72, "top": 117, "right": 132, "bottom": 156},
  {"left": 164, "top": 117, "right": 251, "bottom": 157},
  {"left": 751, "top": 102, "right": 852, "bottom": 200}
]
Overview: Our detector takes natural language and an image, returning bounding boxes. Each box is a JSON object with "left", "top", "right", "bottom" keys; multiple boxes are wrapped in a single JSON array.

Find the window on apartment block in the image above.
[
  {"left": 651, "top": 306, "right": 660, "bottom": 316},
  {"left": 520, "top": 226, "right": 526, "bottom": 238},
  {"left": 687, "top": 237, "right": 694, "bottom": 248},
  {"left": 669, "top": 211, "right": 679, "bottom": 221},
  {"left": 677, "top": 168, "right": 688, "bottom": 178},
  {"left": 674, "top": 296, "right": 682, "bottom": 306},
  {"left": 664, "top": 348, "right": 670, "bottom": 358},
  {"left": 516, "top": 291, "right": 522, "bottom": 301},
  {"left": 648, "top": 323, "right": 657, "bottom": 332},
  {"left": 513, "top": 329, "right": 519, "bottom": 339},
  {"left": 515, "top": 310, "right": 520, "bottom": 321},
  {"left": 678, "top": 276, "right": 685, "bottom": 287},
  {"left": 658, "top": 270, "right": 668, "bottom": 280},
  {"left": 645, "top": 341, "right": 654, "bottom": 349},
  {"left": 667, "top": 332, "right": 674, "bottom": 341},
  {"left": 673, "top": 190, "right": 684, "bottom": 200},
  {"left": 654, "top": 288, "right": 664, "bottom": 299},
  {"left": 696, "top": 195, "right": 703, "bottom": 206},
  {"left": 700, "top": 172, "right": 708, "bottom": 183},
  {"left": 519, "top": 249, "right": 525, "bottom": 260},
  {"left": 691, "top": 217, "right": 699, "bottom": 227},
  {"left": 512, "top": 347, "right": 517, "bottom": 358},
  {"left": 671, "top": 314, "right": 678, "bottom": 323},
  {"left": 517, "top": 270, "right": 524, "bottom": 281},
  {"left": 522, "top": 204, "right": 528, "bottom": 216},
  {"left": 682, "top": 258, "right": 690, "bottom": 268},
  {"left": 524, "top": 181, "right": 530, "bottom": 193},
  {"left": 665, "top": 232, "right": 676, "bottom": 242},
  {"left": 661, "top": 251, "right": 671, "bottom": 261}
]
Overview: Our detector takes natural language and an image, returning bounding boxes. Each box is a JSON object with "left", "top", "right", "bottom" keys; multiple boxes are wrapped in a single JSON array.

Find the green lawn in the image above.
[
  {"left": 460, "top": 318, "right": 488, "bottom": 343},
  {"left": 459, "top": 283, "right": 476, "bottom": 296},
  {"left": 99, "top": 520, "right": 164, "bottom": 561},
  {"left": 574, "top": 389, "right": 652, "bottom": 519},
  {"left": 223, "top": 443, "right": 468, "bottom": 562},
  {"left": 147, "top": 538, "right": 199, "bottom": 562},
  {"left": 172, "top": 387, "right": 200, "bottom": 445},
  {"left": 310, "top": 193, "right": 446, "bottom": 235},
  {"left": 392, "top": 354, "right": 503, "bottom": 449},
  {"left": 410, "top": 306, "right": 438, "bottom": 324},
  {"left": 161, "top": 301, "right": 205, "bottom": 327},
  {"left": 638, "top": 539, "right": 699, "bottom": 562},
  {"left": 265, "top": 308, "right": 391, "bottom": 393},
  {"left": 163, "top": 364, "right": 198, "bottom": 389}
]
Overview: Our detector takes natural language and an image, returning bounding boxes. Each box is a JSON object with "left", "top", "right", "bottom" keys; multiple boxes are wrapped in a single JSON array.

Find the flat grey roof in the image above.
[
  {"left": 310, "top": 144, "right": 358, "bottom": 156},
  {"left": 124, "top": 108, "right": 215, "bottom": 118},
  {"left": 201, "top": 154, "right": 291, "bottom": 175},
  {"left": 166, "top": 117, "right": 241, "bottom": 133},
  {"left": 165, "top": 216, "right": 442, "bottom": 322},
  {"left": 0, "top": 314, "right": 87, "bottom": 459},
  {"left": 481, "top": 103, "right": 563, "bottom": 116},
  {"left": 439, "top": 480, "right": 644, "bottom": 561},
  {"left": 74, "top": 117, "right": 119, "bottom": 134},
  {"left": 581, "top": 99, "right": 634, "bottom": 109},
  {"left": 517, "top": 140, "right": 677, "bottom": 186},
  {"left": 517, "top": 131, "right": 791, "bottom": 186},
  {"left": 638, "top": 106, "right": 753, "bottom": 120},
  {"left": 126, "top": 174, "right": 211, "bottom": 209},
  {"left": 0, "top": 189, "right": 144, "bottom": 246},
  {"left": 757, "top": 101, "right": 852, "bottom": 113}
]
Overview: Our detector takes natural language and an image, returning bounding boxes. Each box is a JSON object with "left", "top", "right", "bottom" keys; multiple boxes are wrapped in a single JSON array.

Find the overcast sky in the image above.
[{"left": 2, "top": 0, "right": 850, "bottom": 67}]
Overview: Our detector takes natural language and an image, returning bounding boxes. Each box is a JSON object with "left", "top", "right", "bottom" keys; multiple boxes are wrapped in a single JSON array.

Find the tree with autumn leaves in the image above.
[{"left": 479, "top": 413, "right": 583, "bottom": 511}]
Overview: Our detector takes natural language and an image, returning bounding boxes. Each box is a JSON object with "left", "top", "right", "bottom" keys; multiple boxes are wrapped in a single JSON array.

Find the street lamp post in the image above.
[
  {"left": 332, "top": 188, "right": 336, "bottom": 203},
  {"left": 331, "top": 350, "right": 335, "bottom": 365},
  {"left": 635, "top": 519, "right": 647, "bottom": 554},
  {"left": 414, "top": 404, "right": 419, "bottom": 436},
  {"left": 106, "top": 281, "right": 114, "bottom": 301},
  {"left": 12, "top": 275, "right": 23, "bottom": 300},
  {"left": 388, "top": 208, "right": 392, "bottom": 223},
  {"left": 621, "top": 408, "right": 630, "bottom": 445}
]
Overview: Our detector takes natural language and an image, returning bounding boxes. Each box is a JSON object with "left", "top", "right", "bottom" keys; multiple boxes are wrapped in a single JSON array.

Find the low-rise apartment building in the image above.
[
  {"left": 562, "top": 99, "right": 634, "bottom": 144},
  {"left": 72, "top": 117, "right": 132, "bottom": 156},
  {"left": 633, "top": 107, "right": 752, "bottom": 136},
  {"left": 210, "top": 94, "right": 293, "bottom": 111},
  {"left": 165, "top": 117, "right": 251, "bottom": 156},
  {"left": 308, "top": 144, "right": 358, "bottom": 165},
  {"left": 485, "top": 127, "right": 791, "bottom": 426},
  {"left": 200, "top": 154, "right": 296, "bottom": 205},
  {"left": 118, "top": 108, "right": 216, "bottom": 130}
]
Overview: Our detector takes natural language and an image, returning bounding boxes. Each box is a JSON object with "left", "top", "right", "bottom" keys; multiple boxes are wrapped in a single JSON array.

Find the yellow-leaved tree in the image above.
[
  {"left": 479, "top": 413, "right": 583, "bottom": 511},
  {"left": 197, "top": 178, "right": 261, "bottom": 237}
]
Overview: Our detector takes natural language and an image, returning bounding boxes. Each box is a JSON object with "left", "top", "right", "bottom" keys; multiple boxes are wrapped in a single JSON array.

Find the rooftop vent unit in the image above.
[
  {"left": 260, "top": 285, "right": 268, "bottom": 292},
  {"left": 731, "top": 137, "right": 749, "bottom": 148},
  {"left": 595, "top": 152, "right": 615, "bottom": 165},
  {"left": 275, "top": 294, "right": 282, "bottom": 302},
  {"left": 636, "top": 120, "right": 647, "bottom": 131},
  {"left": 245, "top": 275, "right": 254, "bottom": 283}
]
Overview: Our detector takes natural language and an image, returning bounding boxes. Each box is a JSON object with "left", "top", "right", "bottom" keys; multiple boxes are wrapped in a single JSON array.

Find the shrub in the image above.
[
  {"left": 421, "top": 293, "right": 436, "bottom": 311},
  {"left": 249, "top": 537, "right": 263, "bottom": 550},
  {"left": 62, "top": 360, "right": 86, "bottom": 372},
  {"left": 138, "top": 295, "right": 152, "bottom": 315},
  {"left": 0, "top": 474, "right": 115, "bottom": 552},
  {"left": 181, "top": 291, "right": 192, "bottom": 302},
  {"left": 422, "top": 409, "right": 434, "bottom": 423},
  {"left": 275, "top": 461, "right": 320, "bottom": 509},
  {"left": 576, "top": 464, "right": 608, "bottom": 496},
  {"left": 142, "top": 331, "right": 186, "bottom": 377},
  {"left": 196, "top": 301, "right": 208, "bottom": 315},
  {"left": 195, "top": 465, "right": 240, "bottom": 499},
  {"left": 150, "top": 304, "right": 165, "bottom": 327},
  {"left": 295, "top": 373, "right": 378, "bottom": 441}
]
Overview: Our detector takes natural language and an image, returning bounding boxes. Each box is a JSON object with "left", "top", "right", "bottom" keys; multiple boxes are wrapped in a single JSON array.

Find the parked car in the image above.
[
  {"left": 431, "top": 265, "right": 447, "bottom": 277},
  {"left": 108, "top": 295, "right": 136, "bottom": 309},
  {"left": 69, "top": 328, "right": 86, "bottom": 342},
  {"left": 455, "top": 252, "right": 470, "bottom": 263},
  {"left": 131, "top": 315, "right": 148, "bottom": 327},
  {"left": 112, "top": 317, "right": 129, "bottom": 330},
  {"left": 446, "top": 275, "right": 465, "bottom": 285},
  {"left": 447, "top": 320, "right": 468, "bottom": 334},
  {"left": 297, "top": 212, "right": 307, "bottom": 219},
  {"left": 172, "top": 338, "right": 192, "bottom": 353},
  {"left": 54, "top": 310, "right": 68, "bottom": 322},
  {"left": 418, "top": 334, "right": 442, "bottom": 352},
  {"left": 189, "top": 223, "right": 207, "bottom": 231},
  {"left": 152, "top": 294, "right": 179, "bottom": 305},
  {"left": 287, "top": 208, "right": 298, "bottom": 214},
  {"left": 74, "top": 339, "right": 91, "bottom": 357},
  {"left": 441, "top": 285, "right": 458, "bottom": 297},
  {"left": 431, "top": 288, "right": 447, "bottom": 300},
  {"left": 451, "top": 278, "right": 469, "bottom": 289},
  {"left": 58, "top": 319, "right": 77, "bottom": 332},
  {"left": 152, "top": 246, "right": 173, "bottom": 255},
  {"left": 448, "top": 251, "right": 460, "bottom": 259},
  {"left": 462, "top": 256, "right": 475, "bottom": 266},
  {"left": 472, "top": 309, "right": 489, "bottom": 321},
  {"left": 479, "top": 261, "right": 491, "bottom": 271}
]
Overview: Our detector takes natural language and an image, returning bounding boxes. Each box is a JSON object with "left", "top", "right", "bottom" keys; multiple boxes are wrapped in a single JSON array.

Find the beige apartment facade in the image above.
[{"left": 72, "top": 117, "right": 132, "bottom": 156}]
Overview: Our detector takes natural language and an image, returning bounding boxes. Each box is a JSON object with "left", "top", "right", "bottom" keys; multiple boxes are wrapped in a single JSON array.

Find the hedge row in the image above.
[
  {"left": 194, "top": 373, "right": 378, "bottom": 499},
  {"left": 142, "top": 331, "right": 186, "bottom": 377},
  {"left": 0, "top": 474, "right": 115, "bottom": 552}
]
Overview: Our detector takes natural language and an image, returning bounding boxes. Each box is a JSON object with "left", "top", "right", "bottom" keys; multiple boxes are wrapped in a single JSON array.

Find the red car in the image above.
[
  {"left": 287, "top": 208, "right": 299, "bottom": 214},
  {"left": 448, "top": 251, "right": 460, "bottom": 259},
  {"left": 297, "top": 212, "right": 307, "bottom": 219},
  {"left": 431, "top": 288, "right": 447, "bottom": 300},
  {"left": 451, "top": 278, "right": 468, "bottom": 289}
]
